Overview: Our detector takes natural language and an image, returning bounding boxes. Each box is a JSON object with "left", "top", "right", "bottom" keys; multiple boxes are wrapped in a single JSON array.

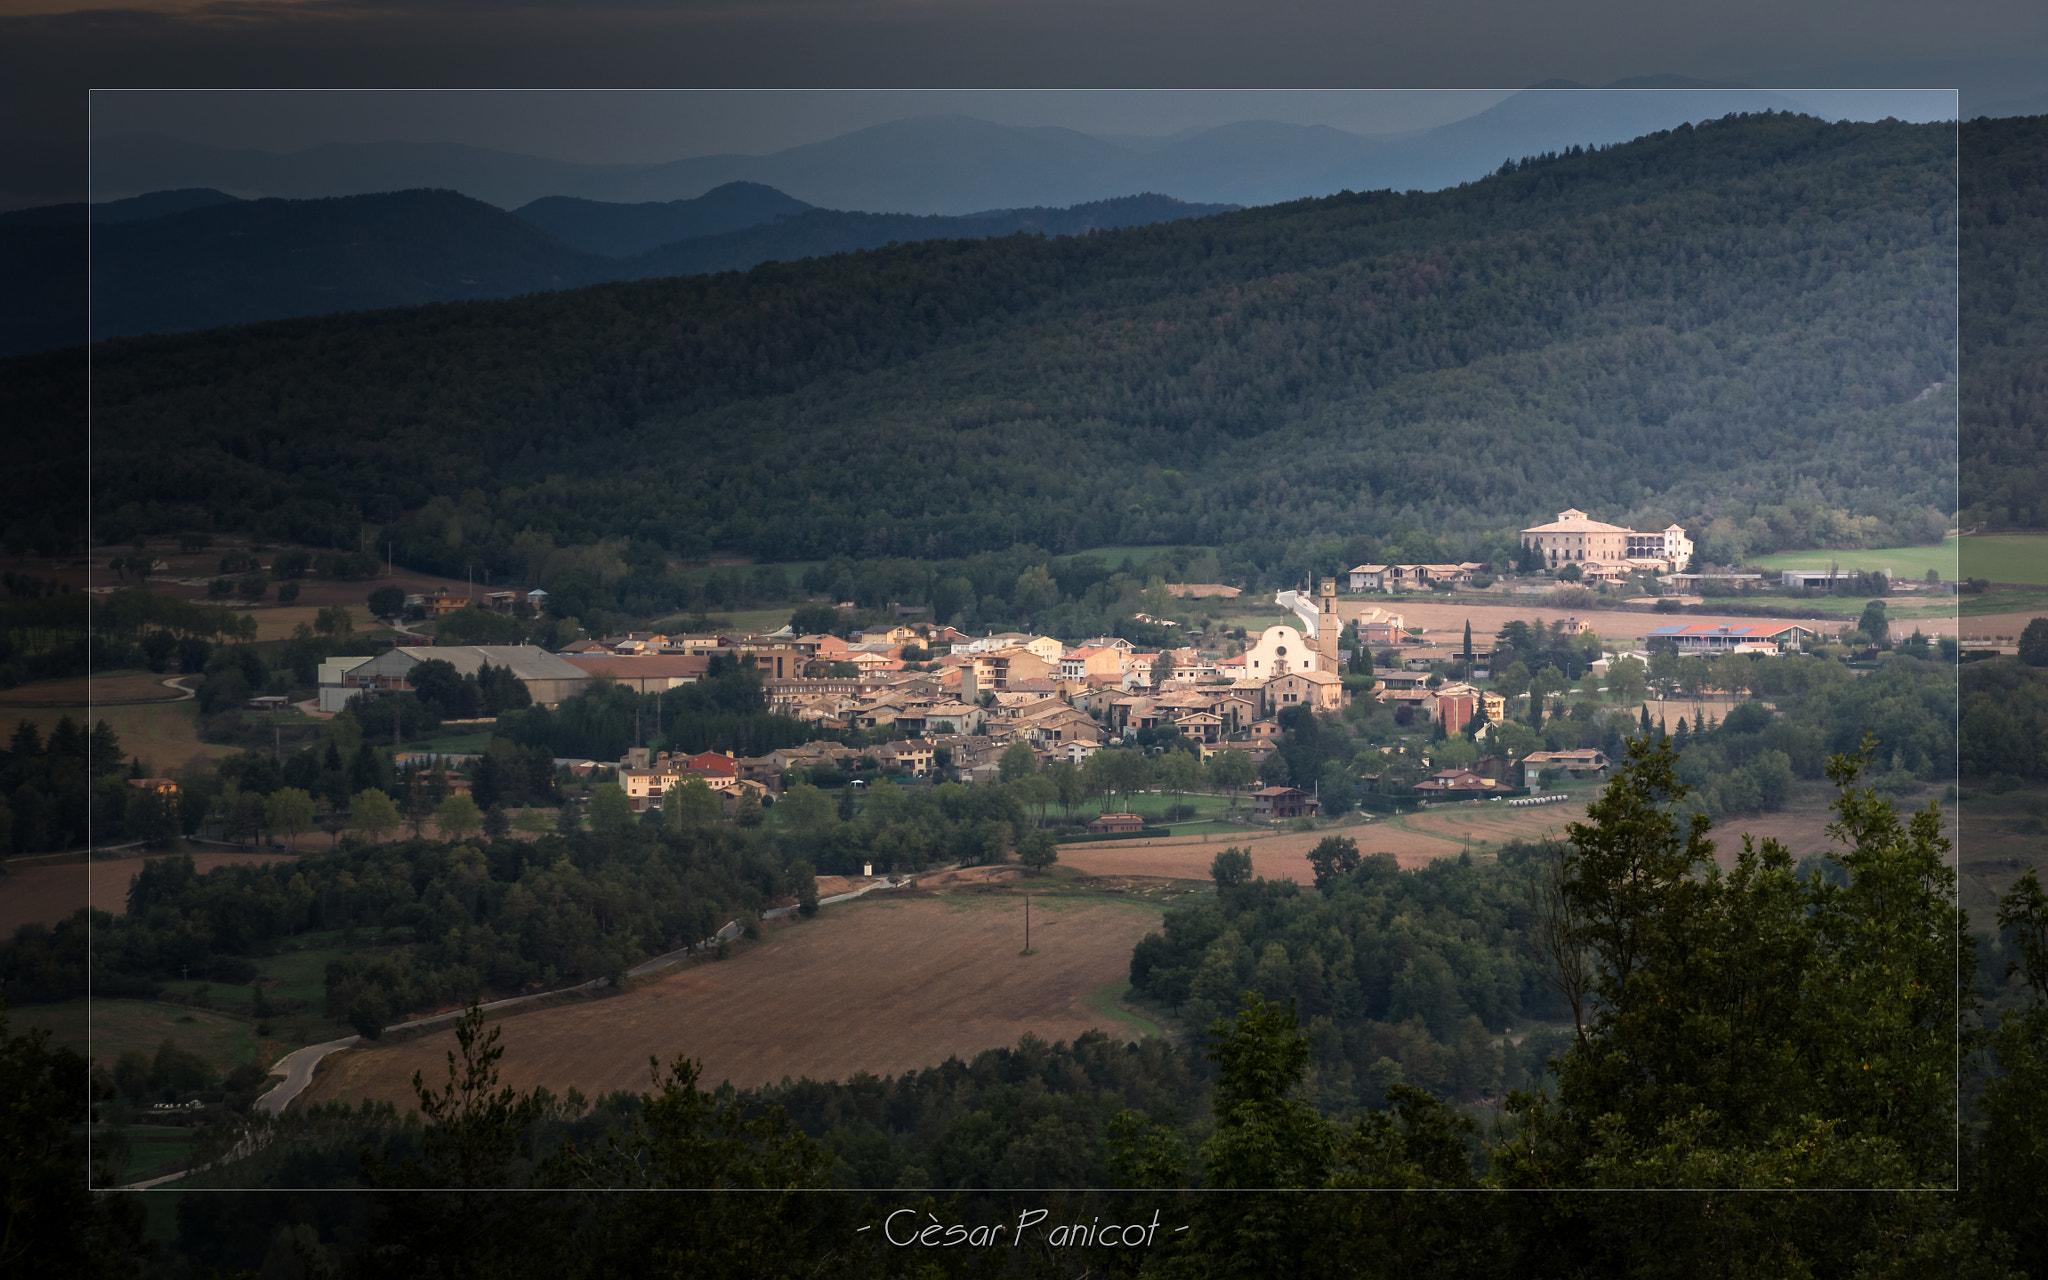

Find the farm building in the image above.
[
  {"left": 1646, "top": 621, "right": 1815, "bottom": 653},
  {"left": 1086, "top": 813, "right": 1145, "bottom": 834},
  {"left": 1251, "top": 786, "right": 1319, "bottom": 820},
  {"left": 343, "top": 645, "right": 591, "bottom": 707}
]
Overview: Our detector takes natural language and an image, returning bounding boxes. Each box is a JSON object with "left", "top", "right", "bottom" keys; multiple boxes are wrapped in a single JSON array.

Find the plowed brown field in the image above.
[{"left": 300, "top": 891, "right": 1163, "bottom": 1105}]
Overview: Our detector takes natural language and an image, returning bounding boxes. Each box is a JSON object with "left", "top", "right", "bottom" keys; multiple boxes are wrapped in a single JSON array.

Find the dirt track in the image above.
[
  {"left": 0, "top": 851, "right": 299, "bottom": 936},
  {"left": 300, "top": 892, "right": 1162, "bottom": 1104}
]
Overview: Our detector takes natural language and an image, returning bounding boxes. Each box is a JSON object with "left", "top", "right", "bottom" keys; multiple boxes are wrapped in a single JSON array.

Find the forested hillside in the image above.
[
  {"left": 50, "top": 111, "right": 1954, "bottom": 573},
  {"left": 1959, "top": 114, "right": 2048, "bottom": 531}
]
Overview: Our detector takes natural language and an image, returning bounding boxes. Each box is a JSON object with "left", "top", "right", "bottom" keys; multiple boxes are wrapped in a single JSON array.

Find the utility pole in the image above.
[{"left": 1023, "top": 893, "right": 1031, "bottom": 955}]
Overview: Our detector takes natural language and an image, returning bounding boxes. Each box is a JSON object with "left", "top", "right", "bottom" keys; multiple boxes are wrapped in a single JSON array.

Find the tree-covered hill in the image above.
[
  {"left": 58, "top": 112, "right": 1957, "bottom": 570},
  {"left": 1959, "top": 113, "right": 2048, "bottom": 531}
]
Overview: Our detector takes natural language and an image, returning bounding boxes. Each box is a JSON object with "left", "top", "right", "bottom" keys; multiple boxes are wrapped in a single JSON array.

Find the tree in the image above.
[
  {"left": 1858, "top": 599, "right": 1890, "bottom": 650},
  {"left": 587, "top": 782, "right": 634, "bottom": 833},
  {"left": 1208, "top": 748, "right": 1256, "bottom": 805},
  {"left": 315, "top": 604, "right": 354, "bottom": 639},
  {"left": 1978, "top": 868, "right": 2048, "bottom": 1273},
  {"left": 664, "top": 778, "right": 722, "bottom": 830},
  {"left": 776, "top": 781, "right": 834, "bottom": 835},
  {"left": 998, "top": 740, "right": 1038, "bottom": 783},
  {"left": 1152, "top": 650, "right": 1176, "bottom": 688},
  {"left": 733, "top": 790, "right": 764, "bottom": 828},
  {"left": 2020, "top": 616, "right": 2048, "bottom": 667},
  {"left": 789, "top": 859, "right": 820, "bottom": 917},
  {"left": 435, "top": 792, "right": 484, "bottom": 842},
  {"left": 264, "top": 786, "right": 315, "bottom": 846},
  {"left": 1211, "top": 845, "right": 1254, "bottom": 889},
  {"left": 349, "top": 788, "right": 401, "bottom": 842},
  {"left": 1306, "top": 835, "right": 1361, "bottom": 892},
  {"left": 1200, "top": 994, "right": 1334, "bottom": 1189},
  {"left": 368, "top": 585, "right": 406, "bottom": 618},
  {"left": 1495, "top": 736, "right": 1968, "bottom": 1190},
  {"left": 513, "top": 805, "right": 549, "bottom": 837},
  {"left": 1607, "top": 655, "right": 1648, "bottom": 707},
  {"left": 0, "top": 1004, "right": 144, "bottom": 1276},
  {"left": 1018, "top": 829, "right": 1059, "bottom": 872},
  {"left": 1159, "top": 747, "right": 1206, "bottom": 818}
]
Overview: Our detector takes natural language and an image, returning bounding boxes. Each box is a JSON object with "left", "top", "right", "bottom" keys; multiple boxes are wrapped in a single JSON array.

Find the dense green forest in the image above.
[
  {"left": 1959, "top": 114, "right": 2048, "bottom": 531},
  {"left": 10, "top": 111, "right": 1957, "bottom": 574}
]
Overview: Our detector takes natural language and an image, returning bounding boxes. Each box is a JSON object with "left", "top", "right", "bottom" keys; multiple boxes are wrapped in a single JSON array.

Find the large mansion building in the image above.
[{"left": 1520, "top": 508, "right": 1692, "bottom": 572}]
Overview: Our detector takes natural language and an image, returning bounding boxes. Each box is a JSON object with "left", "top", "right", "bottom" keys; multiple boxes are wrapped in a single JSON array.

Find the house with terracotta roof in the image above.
[
  {"left": 1519, "top": 749, "right": 1611, "bottom": 783},
  {"left": 559, "top": 653, "right": 710, "bottom": 693},
  {"left": 1264, "top": 668, "right": 1343, "bottom": 714},
  {"left": 1087, "top": 812, "right": 1146, "bottom": 834},
  {"left": 1413, "top": 768, "right": 1509, "bottom": 796},
  {"left": 1521, "top": 507, "right": 1693, "bottom": 572}
]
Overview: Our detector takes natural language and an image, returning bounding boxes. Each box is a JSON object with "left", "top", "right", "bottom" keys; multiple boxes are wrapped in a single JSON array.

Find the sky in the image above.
[{"left": 2, "top": 0, "right": 2044, "bottom": 208}]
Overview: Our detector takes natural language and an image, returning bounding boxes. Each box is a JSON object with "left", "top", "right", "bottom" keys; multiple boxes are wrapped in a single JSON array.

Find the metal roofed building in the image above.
[
  {"left": 344, "top": 645, "right": 591, "bottom": 707},
  {"left": 1646, "top": 621, "right": 1816, "bottom": 653}
]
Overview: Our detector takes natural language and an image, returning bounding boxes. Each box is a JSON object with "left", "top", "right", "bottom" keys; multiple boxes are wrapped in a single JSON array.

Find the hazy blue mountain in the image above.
[
  {"left": 89, "top": 189, "right": 597, "bottom": 341},
  {"left": 566, "top": 115, "right": 1143, "bottom": 213},
  {"left": 62, "top": 185, "right": 1235, "bottom": 348},
  {"left": 617, "top": 193, "right": 1238, "bottom": 279},
  {"left": 92, "top": 95, "right": 1847, "bottom": 220},
  {"left": 513, "top": 182, "right": 815, "bottom": 257},
  {"left": 0, "top": 187, "right": 242, "bottom": 229},
  {"left": 90, "top": 135, "right": 639, "bottom": 209}
]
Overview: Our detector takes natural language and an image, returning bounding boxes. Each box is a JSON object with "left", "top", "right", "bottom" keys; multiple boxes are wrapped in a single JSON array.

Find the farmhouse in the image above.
[
  {"left": 1087, "top": 812, "right": 1146, "bottom": 834},
  {"left": 1413, "top": 769, "right": 1508, "bottom": 795},
  {"left": 1521, "top": 748, "right": 1611, "bottom": 782},
  {"left": 1251, "top": 786, "right": 1319, "bottom": 820}
]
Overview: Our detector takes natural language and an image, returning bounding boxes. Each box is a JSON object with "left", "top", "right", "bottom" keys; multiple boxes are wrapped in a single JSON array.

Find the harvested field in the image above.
[
  {"left": 1059, "top": 820, "right": 1473, "bottom": 882},
  {"left": 1347, "top": 600, "right": 1959, "bottom": 646},
  {"left": 1058, "top": 782, "right": 1893, "bottom": 885},
  {"left": 1, "top": 699, "right": 231, "bottom": 776},
  {"left": 0, "top": 671, "right": 185, "bottom": 708},
  {"left": 301, "top": 891, "right": 1163, "bottom": 1105},
  {"left": 0, "top": 850, "right": 299, "bottom": 935},
  {"left": 1959, "top": 610, "right": 2048, "bottom": 642}
]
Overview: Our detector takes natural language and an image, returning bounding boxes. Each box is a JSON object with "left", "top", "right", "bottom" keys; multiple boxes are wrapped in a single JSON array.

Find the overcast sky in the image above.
[{"left": 2, "top": 0, "right": 2043, "bottom": 207}]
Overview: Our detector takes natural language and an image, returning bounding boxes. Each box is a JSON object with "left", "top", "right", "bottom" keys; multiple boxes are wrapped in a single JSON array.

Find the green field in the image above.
[
  {"left": 1960, "top": 588, "right": 2048, "bottom": 619},
  {"left": 1085, "top": 981, "right": 1165, "bottom": 1038},
  {"left": 1752, "top": 538, "right": 1960, "bottom": 580},
  {"left": 1959, "top": 535, "right": 2048, "bottom": 586},
  {"left": 27, "top": 999, "right": 262, "bottom": 1074},
  {"left": 1056, "top": 545, "right": 1218, "bottom": 568},
  {"left": 650, "top": 606, "right": 798, "bottom": 635}
]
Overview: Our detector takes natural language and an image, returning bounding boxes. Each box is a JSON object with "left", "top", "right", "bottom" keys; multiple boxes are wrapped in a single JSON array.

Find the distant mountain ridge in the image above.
[
  {"left": 513, "top": 182, "right": 816, "bottom": 257},
  {"left": 90, "top": 90, "right": 1834, "bottom": 215},
  {"left": 51, "top": 185, "right": 1237, "bottom": 346}
]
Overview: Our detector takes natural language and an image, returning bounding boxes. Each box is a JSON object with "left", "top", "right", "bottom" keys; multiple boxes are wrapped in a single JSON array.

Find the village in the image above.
[{"left": 293, "top": 508, "right": 1875, "bottom": 829}]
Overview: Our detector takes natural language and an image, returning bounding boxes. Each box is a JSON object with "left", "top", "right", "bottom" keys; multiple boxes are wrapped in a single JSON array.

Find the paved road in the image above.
[
  {"left": 252, "top": 1036, "right": 361, "bottom": 1117},
  {"left": 161, "top": 676, "right": 196, "bottom": 701}
]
